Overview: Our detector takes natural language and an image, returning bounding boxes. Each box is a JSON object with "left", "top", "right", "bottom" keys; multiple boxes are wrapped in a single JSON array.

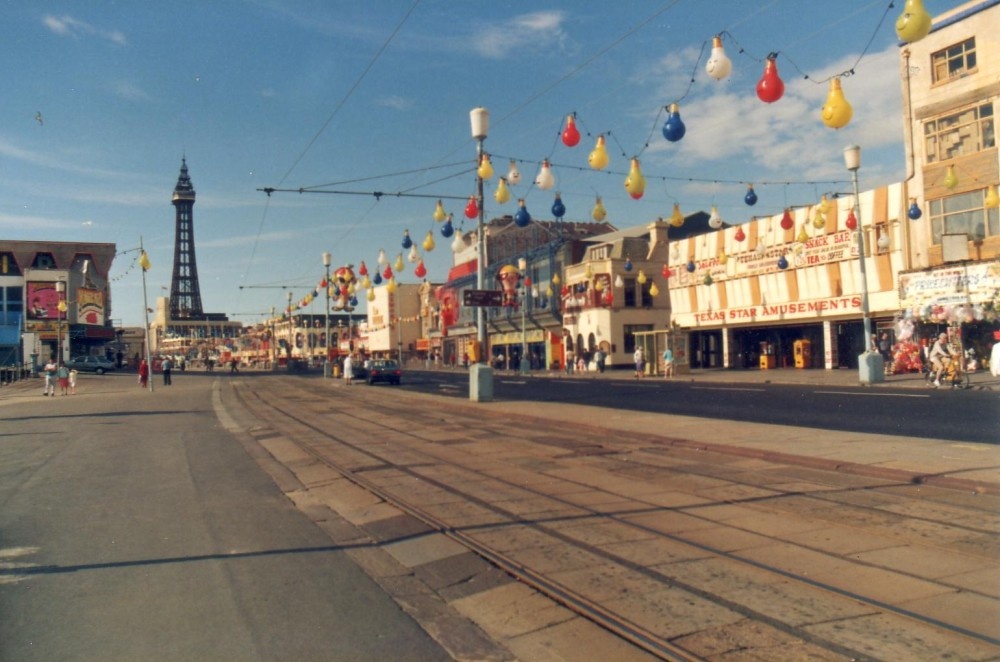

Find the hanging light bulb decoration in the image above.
[
  {"left": 408, "top": 244, "right": 419, "bottom": 262},
  {"left": 908, "top": 198, "right": 923, "bottom": 220},
  {"left": 433, "top": 200, "right": 447, "bottom": 222},
  {"left": 401, "top": 229, "right": 413, "bottom": 249},
  {"left": 669, "top": 202, "right": 684, "bottom": 227},
  {"left": 704, "top": 273, "right": 714, "bottom": 286},
  {"left": 551, "top": 193, "right": 566, "bottom": 219},
  {"left": 514, "top": 199, "right": 531, "bottom": 227},
  {"left": 552, "top": 273, "right": 560, "bottom": 286},
  {"left": 718, "top": 250, "right": 728, "bottom": 265},
  {"left": 777, "top": 254, "right": 789, "bottom": 270},
  {"left": 636, "top": 269, "right": 647, "bottom": 285},
  {"left": 441, "top": 213, "right": 454, "bottom": 238},
  {"left": 895, "top": 0, "right": 932, "bottom": 43},
  {"left": 494, "top": 177, "right": 511, "bottom": 204},
  {"left": 361, "top": 275, "right": 372, "bottom": 289},
  {"left": 813, "top": 210, "right": 826, "bottom": 230},
  {"left": 744, "top": 184, "right": 758, "bottom": 206},
  {"left": 373, "top": 271, "right": 383, "bottom": 285},
  {"left": 624, "top": 158, "right": 646, "bottom": 199},
  {"left": 756, "top": 53, "right": 785, "bottom": 104},
  {"left": 708, "top": 205, "right": 723, "bottom": 229},
  {"left": 367, "top": 287, "right": 376, "bottom": 302},
  {"left": 585, "top": 264, "right": 593, "bottom": 279},
  {"left": 386, "top": 277, "right": 397, "bottom": 294},
  {"left": 796, "top": 225, "right": 809, "bottom": 243},
  {"left": 734, "top": 226, "right": 746, "bottom": 242},
  {"left": 507, "top": 160, "right": 521, "bottom": 185},
  {"left": 535, "top": 159, "right": 555, "bottom": 190},
  {"left": 943, "top": 165, "right": 958, "bottom": 189},
  {"left": 614, "top": 274, "right": 624, "bottom": 288},
  {"left": 779, "top": 208, "right": 794, "bottom": 230},
  {"left": 377, "top": 248, "right": 387, "bottom": 265},
  {"left": 588, "top": 135, "right": 609, "bottom": 170},
  {"left": 755, "top": 241, "right": 766, "bottom": 256},
  {"left": 820, "top": 77, "right": 853, "bottom": 129},
  {"left": 358, "top": 261, "right": 369, "bottom": 276},
  {"left": 686, "top": 259, "right": 696, "bottom": 273},
  {"left": 845, "top": 208, "right": 858, "bottom": 230},
  {"left": 464, "top": 195, "right": 478, "bottom": 219},
  {"left": 593, "top": 278, "right": 604, "bottom": 293},
  {"left": 661, "top": 103, "right": 686, "bottom": 142},
  {"left": 877, "top": 230, "right": 890, "bottom": 251},
  {"left": 985, "top": 185, "right": 1000, "bottom": 209},
  {"left": 393, "top": 253, "right": 404, "bottom": 272},
  {"left": 423, "top": 230, "right": 436, "bottom": 251},
  {"left": 671, "top": 243, "right": 680, "bottom": 261},
  {"left": 451, "top": 229, "right": 466, "bottom": 252},
  {"left": 661, "top": 263, "right": 670, "bottom": 279},
  {"left": 649, "top": 282, "right": 660, "bottom": 297},
  {"left": 592, "top": 196, "right": 607, "bottom": 222},
  {"left": 705, "top": 35, "right": 732, "bottom": 81},
  {"left": 414, "top": 259, "right": 427, "bottom": 279},
  {"left": 477, "top": 153, "right": 494, "bottom": 179},
  {"left": 561, "top": 114, "right": 581, "bottom": 147},
  {"left": 624, "top": 257, "right": 633, "bottom": 272},
  {"left": 383, "top": 264, "right": 394, "bottom": 279}
]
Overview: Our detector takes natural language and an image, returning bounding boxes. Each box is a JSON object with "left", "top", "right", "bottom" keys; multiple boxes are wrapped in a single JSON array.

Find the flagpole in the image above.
[{"left": 139, "top": 237, "right": 154, "bottom": 392}]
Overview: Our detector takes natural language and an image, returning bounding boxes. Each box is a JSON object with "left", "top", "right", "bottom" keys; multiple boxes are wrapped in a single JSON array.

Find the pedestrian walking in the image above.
[
  {"left": 595, "top": 348, "right": 606, "bottom": 373},
  {"left": 662, "top": 346, "right": 674, "bottom": 378},
  {"left": 69, "top": 368, "right": 78, "bottom": 395},
  {"left": 43, "top": 358, "right": 57, "bottom": 396},
  {"left": 343, "top": 354, "right": 354, "bottom": 385},
  {"left": 138, "top": 358, "right": 149, "bottom": 388},
  {"left": 634, "top": 346, "right": 645, "bottom": 378},
  {"left": 162, "top": 356, "right": 173, "bottom": 385},
  {"left": 57, "top": 362, "right": 70, "bottom": 395}
]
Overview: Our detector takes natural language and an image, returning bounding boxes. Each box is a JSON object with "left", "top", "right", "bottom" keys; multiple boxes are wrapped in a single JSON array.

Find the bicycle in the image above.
[{"left": 926, "top": 353, "right": 971, "bottom": 389}]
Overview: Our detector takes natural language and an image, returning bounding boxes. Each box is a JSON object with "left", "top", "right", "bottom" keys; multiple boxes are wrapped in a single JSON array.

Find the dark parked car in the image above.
[
  {"left": 65, "top": 356, "right": 116, "bottom": 374},
  {"left": 366, "top": 359, "right": 401, "bottom": 385}
]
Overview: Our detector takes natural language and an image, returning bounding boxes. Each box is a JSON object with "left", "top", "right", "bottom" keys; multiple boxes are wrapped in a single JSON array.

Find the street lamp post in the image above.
[
  {"left": 270, "top": 306, "right": 276, "bottom": 371},
  {"left": 286, "top": 290, "right": 293, "bottom": 369},
  {"left": 469, "top": 107, "right": 494, "bottom": 401},
  {"left": 55, "top": 280, "right": 66, "bottom": 365},
  {"left": 844, "top": 145, "right": 884, "bottom": 384},
  {"left": 322, "top": 251, "right": 332, "bottom": 377},
  {"left": 518, "top": 257, "right": 529, "bottom": 375}
]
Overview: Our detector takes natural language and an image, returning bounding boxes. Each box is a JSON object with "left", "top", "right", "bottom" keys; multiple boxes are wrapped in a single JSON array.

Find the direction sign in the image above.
[{"left": 463, "top": 289, "right": 503, "bottom": 307}]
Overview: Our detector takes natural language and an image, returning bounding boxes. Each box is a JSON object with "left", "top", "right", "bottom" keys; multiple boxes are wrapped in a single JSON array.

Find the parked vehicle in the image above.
[
  {"left": 366, "top": 359, "right": 402, "bottom": 385},
  {"left": 65, "top": 356, "right": 116, "bottom": 374}
]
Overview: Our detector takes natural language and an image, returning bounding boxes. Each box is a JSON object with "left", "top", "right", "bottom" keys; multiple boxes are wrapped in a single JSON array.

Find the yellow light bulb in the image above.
[
  {"left": 649, "top": 282, "right": 659, "bottom": 297},
  {"left": 592, "top": 196, "right": 607, "bottom": 222},
  {"left": 818, "top": 194, "right": 829, "bottom": 215},
  {"left": 585, "top": 264, "right": 593, "bottom": 279},
  {"left": 367, "top": 288, "right": 376, "bottom": 302},
  {"left": 433, "top": 199, "right": 447, "bottom": 222},
  {"left": 637, "top": 269, "right": 647, "bottom": 285},
  {"left": 588, "top": 135, "right": 609, "bottom": 170},
  {"left": 669, "top": 202, "right": 684, "bottom": 227},
  {"left": 624, "top": 158, "right": 645, "bottom": 199},
  {"left": 594, "top": 278, "right": 603, "bottom": 292},
  {"left": 387, "top": 277, "right": 397, "bottom": 294},
  {"left": 552, "top": 273, "right": 560, "bottom": 285},
  {"left": 361, "top": 275, "right": 371, "bottom": 289},
  {"left": 820, "top": 77, "right": 853, "bottom": 130},
  {"left": 985, "top": 184, "right": 999, "bottom": 209},
  {"left": 423, "top": 231, "right": 436, "bottom": 251},
  {"left": 896, "top": 0, "right": 932, "bottom": 43},
  {"left": 58, "top": 300, "right": 67, "bottom": 313},
  {"left": 494, "top": 177, "right": 511, "bottom": 204},
  {"left": 718, "top": 250, "right": 728, "bottom": 265},
  {"left": 797, "top": 225, "right": 809, "bottom": 243},
  {"left": 944, "top": 165, "right": 958, "bottom": 189},
  {"left": 394, "top": 253, "right": 404, "bottom": 272},
  {"left": 812, "top": 212, "right": 826, "bottom": 229},
  {"left": 477, "top": 154, "right": 494, "bottom": 179}
]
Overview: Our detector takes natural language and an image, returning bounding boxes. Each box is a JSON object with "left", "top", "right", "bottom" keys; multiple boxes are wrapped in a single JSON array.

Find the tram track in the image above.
[{"left": 227, "top": 378, "right": 1000, "bottom": 660}]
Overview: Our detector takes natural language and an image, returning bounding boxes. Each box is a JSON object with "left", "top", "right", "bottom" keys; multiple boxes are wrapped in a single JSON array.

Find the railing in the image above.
[{"left": 0, "top": 363, "right": 32, "bottom": 385}]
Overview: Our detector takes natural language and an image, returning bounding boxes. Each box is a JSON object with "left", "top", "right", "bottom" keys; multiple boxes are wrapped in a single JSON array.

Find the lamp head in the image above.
[
  {"left": 843, "top": 145, "right": 861, "bottom": 172},
  {"left": 470, "top": 107, "right": 489, "bottom": 140},
  {"left": 322, "top": 251, "right": 332, "bottom": 267},
  {"left": 56, "top": 280, "right": 66, "bottom": 293}
]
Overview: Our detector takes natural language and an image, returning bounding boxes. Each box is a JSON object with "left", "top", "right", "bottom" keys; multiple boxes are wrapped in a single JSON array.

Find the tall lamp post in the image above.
[
  {"left": 322, "top": 251, "right": 332, "bottom": 377},
  {"left": 55, "top": 280, "right": 66, "bottom": 365},
  {"left": 518, "top": 257, "right": 529, "bottom": 375},
  {"left": 469, "top": 107, "right": 494, "bottom": 401},
  {"left": 844, "top": 145, "right": 884, "bottom": 384},
  {"left": 286, "top": 290, "right": 293, "bottom": 369},
  {"left": 270, "top": 306, "right": 276, "bottom": 371}
]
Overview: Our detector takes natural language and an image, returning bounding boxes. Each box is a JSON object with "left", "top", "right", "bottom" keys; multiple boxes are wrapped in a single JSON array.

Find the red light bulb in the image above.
[
  {"left": 561, "top": 115, "right": 580, "bottom": 147},
  {"left": 734, "top": 227, "right": 746, "bottom": 242},
  {"left": 780, "top": 208, "right": 794, "bottom": 230},
  {"left": 756, "top": 54, "right": 785, "bottom": 104},
  {"left": 845, "top": 209, "right": 858, "bottom": 230},
  {"left": 464, "top": 196, "right": 478, "bottom": 219}
]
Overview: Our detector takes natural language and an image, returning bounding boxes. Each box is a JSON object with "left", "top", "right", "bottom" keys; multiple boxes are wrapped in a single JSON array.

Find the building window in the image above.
[
  {"left": 931, "top": 38, "right": 976, "bottom": 84},
  {"left": 923, "top": 102, "right": 994, "bottom": 163},
  {"left": 623, "top": 324, "right": 652, "bottom": 353},
  {"left": 640, "top": 281, "right": 653, "bottom": 308},
  {"left": 929, "top": 190, "right": 999, "bottom": 245},
  {"left": 623, "top": 278, "right": 636, "bottom": 307}
]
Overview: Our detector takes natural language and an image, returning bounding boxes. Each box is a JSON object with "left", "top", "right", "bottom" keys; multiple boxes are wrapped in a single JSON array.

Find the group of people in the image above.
[
  {"left": 631, "top": 346, "right": 675, "bottom": 379},
  {"left": 42, "top": 359, "right": 76, "bottom": 396}
]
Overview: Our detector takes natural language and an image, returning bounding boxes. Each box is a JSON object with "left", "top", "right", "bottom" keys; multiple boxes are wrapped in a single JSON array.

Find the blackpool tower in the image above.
[{"left": 169, "top": 158, "right": 205, "bottom": 320}]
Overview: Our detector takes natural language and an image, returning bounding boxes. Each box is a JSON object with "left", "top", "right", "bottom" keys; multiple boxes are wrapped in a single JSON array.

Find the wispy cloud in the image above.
[
  {"left": 376, "top": 95, "right": 412, "bottom": 111},
  {"left": 197, "top": 230, "right": 301, "bottom": 249},
  {"left": 107, "top": 80, "right": 152, "bottom": 102},
  {"left": 42, "top": 14, "right": 126, "bottom": 46},
  {"left": 471, "top": 11, "right": 568, "bottom": 59}
]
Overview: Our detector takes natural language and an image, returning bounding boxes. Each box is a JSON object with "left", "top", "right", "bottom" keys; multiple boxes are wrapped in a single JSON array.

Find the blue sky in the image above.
[{"left": 1, "top": 1, "right": 957, "bottom": 327}]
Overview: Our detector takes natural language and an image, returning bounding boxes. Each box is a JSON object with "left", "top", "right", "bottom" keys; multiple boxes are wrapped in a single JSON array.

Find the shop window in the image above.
[
  {"left": 923, "top": 102, "right": 994, "bottom": 164},
  {"left": 623, "top": 324, "right": 652, "bottom": 353},
  {"left": 929, "top": 190, "right": 999, "bottom": 245},
  {"left": 931, "top": 38, "right": 976, "bottom": 84},
  {"left": 623, "top": 278, "right": 637, "bottom": 307},
  {"left": 640, "top": 281, "right": 653, "bottom": 308}
]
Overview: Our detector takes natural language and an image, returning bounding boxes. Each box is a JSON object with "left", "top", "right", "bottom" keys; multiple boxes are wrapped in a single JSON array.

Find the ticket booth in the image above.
[
  {"left": 759, "top": 341, "right": 776, "bottom": 369},
  {"left": 794, "top": 339, "right": 812, "bottom": 368}
]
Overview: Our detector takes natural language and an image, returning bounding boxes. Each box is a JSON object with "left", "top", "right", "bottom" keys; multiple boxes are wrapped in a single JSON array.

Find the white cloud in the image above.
[
  {"left": 42, "top": 14, "right": 127, "bottom": 46},
  {"left": 471, "top": 11, "right": 567, "bottom": 59},
  {"left": 108, "top": 80, "right": 153, "bottom": 102},
  {"left": 376, "top": 95, "right": 412, "bottom": 111}
]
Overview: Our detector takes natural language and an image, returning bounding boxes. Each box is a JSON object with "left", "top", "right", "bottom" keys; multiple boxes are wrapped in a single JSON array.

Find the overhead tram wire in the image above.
[{"left": 239, "top": 0, "right": 422, "bottom": 311}]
